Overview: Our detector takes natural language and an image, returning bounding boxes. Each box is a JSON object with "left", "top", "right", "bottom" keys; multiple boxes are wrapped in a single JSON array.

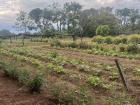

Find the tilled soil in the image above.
[
  {"left": 45, "top": 47, "right": 140, "bottom": 68},
  {"left": 43, "top": 47, "right": 140, "bottom": 104},
  {"left": 0, "top": 73, "right": 54, "bottom": 105}
]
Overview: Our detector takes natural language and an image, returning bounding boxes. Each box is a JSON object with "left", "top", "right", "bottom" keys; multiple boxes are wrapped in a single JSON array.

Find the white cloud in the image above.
[{"left": 0, "top": 0, "right": 139, "bottom": 31}]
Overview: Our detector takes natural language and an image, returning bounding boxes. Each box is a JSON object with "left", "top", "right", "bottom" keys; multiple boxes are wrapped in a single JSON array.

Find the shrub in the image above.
[
  {"left": 87, "top": 76, "right": 101, "bottom": 86},
  {"left": 78, "top": 42, "right": 92, "bottom": 49},
  {"left": 119, "top": 45, "right": 126, "bottom": 52},
  {"left": 128, "top": 35, "right": 140, "bottom": 44},
  {"left": 54, "top": 66, "right": 65, "bottom": 74},
  {"left": 126, "top": 44, "right": 140, "bottom": 54},
  {"left": 48, "top": 52, "right": 58, "bottom": 58},
  {"left": 18, "top": 70, "right": 30, "bottom": 85},
  {"left": 104, "top": 36, "right": 113, "bottom": 44},
  {"left": 28, "top": 74, "right": 44, "bottom": 93},
  {"left": 121, "top": 37, "right": 127, "bottom": 44},
  {"left": 133, "top": 68, "right": 140, "bottom": 76},
  {"left": 113, "top": 37, "right": 122, "bottom": 44},
  {"left": 50, "top": 39, "right": 61, "bottom": 47},
  {"left": 68, "top": 42, "right": 77, "bottom": 48},
  {"left": 47, "top": 63, "right": 55, "bottom": 71},
  {"left": 96, "top": 25, "right": 110, "bottom": 36},
  {"left": 0, "top": 63, "right": 18, "bottom": 79},
  {"left": 92, "top": 36, "right": 104, "bottom": 44}
]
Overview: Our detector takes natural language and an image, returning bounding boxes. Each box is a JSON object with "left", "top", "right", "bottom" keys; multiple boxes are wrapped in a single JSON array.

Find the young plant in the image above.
[
  {"left": 28, "top": 73, "right": 44, "bottom": 93},
  {"left": 18, "top": 69, "right": 30, "bottom": 85},
  {"left": 87, "top": 76, "right": 101, "bottom": 87}
]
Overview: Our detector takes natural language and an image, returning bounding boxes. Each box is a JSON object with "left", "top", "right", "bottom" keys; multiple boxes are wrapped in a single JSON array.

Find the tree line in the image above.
[{"left": 15, "top": 2, "right": 140, "bottom": 37}]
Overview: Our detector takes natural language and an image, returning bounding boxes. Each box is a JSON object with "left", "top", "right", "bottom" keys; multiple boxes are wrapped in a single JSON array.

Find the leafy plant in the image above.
[
  {"left": 54, "top": 66, "right": 65, "bottom": 74},
  {"left": 28, "top": 74, "right": 44, "bottom": 93},
  {"left": 18, "top": 69, "right": 30, "bottom": 85},
  {"left": 87, "top": 76, "right": 101, "bottom": 86}
]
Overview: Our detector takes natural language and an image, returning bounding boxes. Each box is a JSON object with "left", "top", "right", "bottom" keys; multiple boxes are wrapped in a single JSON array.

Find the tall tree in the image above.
[{"left": 15, "top": 11, "right": 33, "bottom": 45}]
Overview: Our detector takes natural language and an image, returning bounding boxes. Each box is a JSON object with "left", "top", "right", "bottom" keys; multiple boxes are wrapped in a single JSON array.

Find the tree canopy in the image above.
[{"left": 15, "top": 2, "right": 140, "bottom": 37}]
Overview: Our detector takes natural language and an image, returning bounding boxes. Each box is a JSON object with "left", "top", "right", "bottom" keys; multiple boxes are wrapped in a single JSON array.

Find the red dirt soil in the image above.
[{"left": 0, "top": 73, "right": 54, "bottom": 105}]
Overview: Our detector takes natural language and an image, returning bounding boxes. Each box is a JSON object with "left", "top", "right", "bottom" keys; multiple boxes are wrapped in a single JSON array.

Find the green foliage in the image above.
[
  {"left": 48, "top": 82, "right": 94, "bottom": 105},
  {"left": 50, "top": 39, "right": 61, "bottom": 47},
  {"left": 133, "top": 68, "right": 140, "bottom": 76},
  {"left": 28, "top": 74, "right": 44, "bottom": 93},
  {"left": 18, "top": 70, "right": 30, "bottom": 85},
  {"left": 107, "top": 92, "right": 137, "bottom": 105},
  {"left": 128, "top": 35, "right": 140, "bottom": 44},
  {"left": 96, "top": 25, "right": 110, "bottom": 36},
  {"left": 126, "top": 44, "right": 140, "bottom": 54},
  {"left": 54, "top": 66, "right": 65, "bottom": 74},
  {"left": 92, "top": 36, "right": 104, "bottom": 44},
  {"left": 119, "top": 45, "right": 126, "bottom": 52},
  {"left": 68, "top": 42, "right": 77, "bottom": 48},
  {"left": 87, "top": 76, "right": 101, "bottom": 86},
  {"left": 104, "top": 36, "right": 113, "bottom": 44}
]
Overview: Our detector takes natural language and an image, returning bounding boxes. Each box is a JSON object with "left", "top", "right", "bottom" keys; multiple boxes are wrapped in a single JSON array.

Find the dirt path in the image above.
[
  {"left": 45, "top": 47, "right": 140, "bottom": 68},
  {"left": 0, "top": 73, "right": 54, "bottom": 105}
]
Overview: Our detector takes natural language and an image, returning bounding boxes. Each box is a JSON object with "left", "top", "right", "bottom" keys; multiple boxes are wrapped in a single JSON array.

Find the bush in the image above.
[
  {"left": 121, "top": 37, "right": 127, "bottom": 44},
  {"left": 18, "top": 70, "right": 30, "bottom": 85},
  {"left": 54, "top": 66, "right": 65, "bottom": 74},
  {"left": 78, "top": 42, "right": 92, "bottom": 49},
  {"left": 92, "top": 36, "right": 104, "bottom": 44},
  {"left": 28, "top": 74, "right": 44, "bottom": 93},
  {"left": 128, "top": 35, "right": 140, "bottom": 44},
  {"left": 50, "top": 39, "right": 61, "bottom": 47},
  {"left": 96, "top": 25, "right": 110, "bottom": 36},
  {"left": 68, "top": 42, "right": 77, "bottom": 48},
  {"left": 104, "top": 36, "right": 113, "bottom": 44},
  {"left": 126, "top": 44, "right": 140, "bottom": 54},
  {"left": 119, "top": 45, "right": 126, "bottom": 52},
  {"left": 87, "top": 76, "right": 101, "bottom": 87}
]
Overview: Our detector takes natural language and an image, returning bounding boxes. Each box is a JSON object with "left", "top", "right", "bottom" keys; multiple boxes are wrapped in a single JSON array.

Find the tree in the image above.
[
  {"left": 15, "top": 11, "right": 34, "bottom": 45},
  {"left": 64, "top": 2, "right": 82, "bottom": 36},
  {"left": 29, "top": 8, "right": 43, "bottom": 30},
  {"left": 96, "top": 25, "right": 110, "bottom": 36}
]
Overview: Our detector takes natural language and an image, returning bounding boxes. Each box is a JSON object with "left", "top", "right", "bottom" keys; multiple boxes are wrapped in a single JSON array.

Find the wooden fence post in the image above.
[{"left": 115, "top": 59, "right": 129, "bottom": 91}]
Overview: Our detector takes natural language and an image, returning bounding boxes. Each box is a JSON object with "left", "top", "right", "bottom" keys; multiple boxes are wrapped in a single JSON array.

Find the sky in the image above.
[{"left": 0, "top": 0, "right": 140, "bottom": 32}]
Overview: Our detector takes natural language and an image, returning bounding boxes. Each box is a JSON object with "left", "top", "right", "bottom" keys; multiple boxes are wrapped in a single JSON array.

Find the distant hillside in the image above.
[{"left": 0, "top": 29, "right": 14, "bottom": 36}]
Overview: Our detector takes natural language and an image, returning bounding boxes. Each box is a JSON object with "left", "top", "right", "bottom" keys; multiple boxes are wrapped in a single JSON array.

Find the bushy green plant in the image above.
[
  {"left": 68, "top": 42, "right": 77, "bottom": 48},
  {"left": 96, "top": 25, "right": 110, "bottom": 36},
  {"left": 126, "top": 44, "right": 140, "bottom": 54},
  {"left": 48, "top": 51, "right": 58, "bottom": 58},
  {"left": 54, "top": 66, "right": 65, "bottom": 74},
  {"left": 128, "top": 35, "right": 140, "bottom": 44},
  {"left": 28, "top": 74, "right": 44, "bottom": 93},
  {"left": 119, "top": 45, "right": 126, "bottom": 52},
  {"left": 50, "top": 39, "right": 61, "bottom": 47},
  {"left": 78, "top": 42, "right": 92, "bottom": 49},
  {"left": 18, "top": 70, "right": 30, "bottom": 85},
  {"left": 113, "top": 37, "right": 122, "bottom": 44},
  {"left": 0, "top": 62, "right": 18, "bottom": 79},
  {"left": 92, "top": 36, "right": 104, "bottom": 44},
  {"left": 104, "top": 36, "right": 113, "bottom": 44},
  {"left": 133, "top": 68, "right": 140, "bottom": 76},
  {"left": 87, "top": 76, "right": 101, "bottom": 86},
  {"left": 47, "top": 63, "right": 55, "bottom": 71}
]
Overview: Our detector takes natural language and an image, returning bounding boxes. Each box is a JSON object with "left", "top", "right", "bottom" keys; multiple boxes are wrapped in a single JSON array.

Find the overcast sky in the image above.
[{"left": 0, "top": 0, "right": 140, "bottom": 32}]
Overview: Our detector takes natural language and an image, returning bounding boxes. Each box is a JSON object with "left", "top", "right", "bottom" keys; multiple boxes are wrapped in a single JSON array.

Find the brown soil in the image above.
[{"left": 0, "top": 73, "right": 55, "bottom": 105}]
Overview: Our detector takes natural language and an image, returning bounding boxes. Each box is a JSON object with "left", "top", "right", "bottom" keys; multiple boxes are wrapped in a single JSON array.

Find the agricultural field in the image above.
[{"left": 0, "top": 34, "right": 140, "bottom": 105}]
